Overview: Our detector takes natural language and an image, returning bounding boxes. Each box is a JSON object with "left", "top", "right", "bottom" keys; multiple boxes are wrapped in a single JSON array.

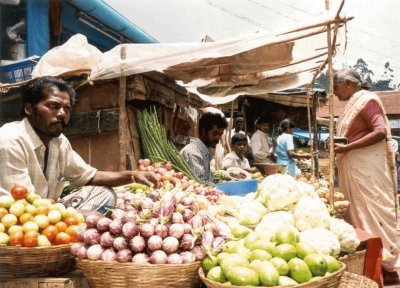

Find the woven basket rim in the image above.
[
  {"left": 199, "top": 262, "right": 347, "bottom": 288},
  {"left": 0, "top": 243, "right": 72, "bottom": 251},
  {"left": 77, "top": 258, "right": 201, "bottom": 268}
]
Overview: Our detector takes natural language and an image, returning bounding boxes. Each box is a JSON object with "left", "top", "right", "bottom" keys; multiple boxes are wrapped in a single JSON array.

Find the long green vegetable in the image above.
[{"left": 137, "top": 107, "right": 200, "bottom": 181}]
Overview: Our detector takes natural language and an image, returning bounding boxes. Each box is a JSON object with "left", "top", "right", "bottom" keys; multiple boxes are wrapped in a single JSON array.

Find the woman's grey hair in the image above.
[{"left": 333, "top": 68, "right": 371, "bottom": 90}]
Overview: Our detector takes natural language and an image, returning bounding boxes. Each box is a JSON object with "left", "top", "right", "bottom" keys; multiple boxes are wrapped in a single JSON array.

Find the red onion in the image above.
[
  {"left": 179, "top": 234, "right": 195, "bottom": 251},
  {"left": 97, "top": 217, "right": 112, "bottom": 232},
  {"left": 141, "top": 197, "right": 154, "bottom": 209},
  {"left": 116, "top": 249, "right": 133, "bottom": 263},
  {"left": 86, "top": 214, "right": 102, "bottom": 228},
  {"left": 164, "top": 162, "right": 173, "bottom": 170},
  {"left": 167, "top": 253, "right": 183, "bottom": 264},
  {"left": 191, "top": 246, "right": 206, "bottom": 261},
  {"left": 77, "top": 223, "right": 87, "bottom": 241},
  {"left": 76, "top": 246, "right": 88, "bottom": 259},
  {"left": 83, "top": 228, "right": 101, "bottom": 246},
  {"left": 111, "top": 208, "right": 125, "bottom": 220},
  {"left": 87, "top": 244, "right": 104, "bottom": 260},
  {"left": 132, "top": 253, "right": 150, "bottom": 264},
  {"left": 149, "top": 217, "right": 159, "bottom": 226},
  {"left": 181, "top": 196, "right": 194, "bottom": 206},
  {"left": 122, "top": 222, "right": 138, "bottom": 238},
  {"left": 101, "top": 248, "right": 117, "bottom": 261},
  {"left": 169, "top": 223, "right": 184, "bottom": 239},
  {"left": 147, "top": 235, "right": 163, "bottom": 251},
  {"left": 130, "top": 235, "right": 146, "bottom": 253},
  {"left": 172, "top": 212, "right": 184, "bottom": 224},
  {"left": 113, "top": 236, "right": 128, "bottom": 251},
  {"left": 109, "top": 219, "right": 123, "bottom": 235},
  {"left": 182, "top": 209, "right": 194, "bottom": 222},
  {"left": 149, "top": 250, "right": 168, "bottom": 264},
  {"left": 183, "top": 223, "right": 192, "bottom": 234},
  {"left": 139, "top": 223, "right": 154, "bottom": 238},
  {"left": 152, "top": 202, "right": 161, "bottom": 218},
  {"left": 121, "top": 210, "right": 138, "bottom": 223},
  {"left": 180, "top": 251, "right": 195, "bottom": 263},
  {"left": 162, "top": 236, "right": 179, "bottom": 254},
  {"left": 148, "top": 190, "right": 160, "bottom": 202},
  {"left": 116, "top": 198, "right": 125, "bottom": 207},
  {"left": 154, "top": 224, "right": 168, "bottom": 239},
  {"left": 70, "top": 242, "right": 85, "bottom": 256},
  {"left": 100, "top": 232, "right": 115, "bottom": 248},
  {"left": 212, "top": 237, "right": 225, "bottom": 254}
]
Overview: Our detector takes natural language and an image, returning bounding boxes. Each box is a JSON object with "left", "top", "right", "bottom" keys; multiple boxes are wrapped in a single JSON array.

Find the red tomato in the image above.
[
  {"left": 65, "top": 225, "right": 79, "bottom": 242},
  {"left": 9, "top": 231, "right": 24, "bottom": 246},
  {"left": 19, "top": 213, "right": 34, "bottom": 225},
  {"left": 10, "top": 185, "right": 29, "bottom": 200},
  {"left": 23, "top": 231, "right": 39, "bottom": 247},
  {"left": 42, "top": 225, "right": 59, "bottom": 243},
  {"left": 64, "top": 216, "right": 78, "bottom": 227},
  {"left": 0, "top": 208, "right": 8, "bottom": 221},
  {"left": 55, "top": 222, "right": 67, "bottom": 232},
  {"left": 54, "top": 232, "right": 72, "bottom": 245}
]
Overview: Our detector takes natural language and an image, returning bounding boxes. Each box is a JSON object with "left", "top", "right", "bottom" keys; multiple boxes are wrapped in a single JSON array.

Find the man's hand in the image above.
[
  {"left": 334, "top": 143, "right": 350, "bottom": 154},
  {"left": 133, "top": 171, "right": 161, "bottom": 188}
]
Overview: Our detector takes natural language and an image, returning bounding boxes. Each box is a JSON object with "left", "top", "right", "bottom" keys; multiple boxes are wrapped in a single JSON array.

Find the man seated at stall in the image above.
[
  {"left": 222, "top": 133, "right": 258, "bottom": 173},
  {"left": 250, "top": 117, "right": 274, "bottom": 164},
  {"left": 0, "top": 76, "right": 159, "bottom": 214},
  {"left": 180, "top": 112, "right": 227, "bottom": 184}
]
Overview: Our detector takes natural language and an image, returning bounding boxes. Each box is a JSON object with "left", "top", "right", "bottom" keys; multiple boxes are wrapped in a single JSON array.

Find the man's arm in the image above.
[{"left": 88, "top": 170, "right": 160, "bottom": 188}]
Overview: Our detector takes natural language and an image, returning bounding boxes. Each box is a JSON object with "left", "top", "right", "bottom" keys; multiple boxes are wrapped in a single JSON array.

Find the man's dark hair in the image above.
[
  {"left": 23, "top": 76, "right": 76, "bottom": 115},
  {"left": 255, "top": 116, "right": 268, "bottom": 126},
  {"left": 279, "top": 118, "right": 295, "bottom": 134},
  {"left": 234, "top": 116, "right": 244, "bottom": 125},
  {"left": 199, "top": 112, "right": 227, "bottom": 132},
  {"left": 231, "top": 133, "right": 248, "bottom": 145}
]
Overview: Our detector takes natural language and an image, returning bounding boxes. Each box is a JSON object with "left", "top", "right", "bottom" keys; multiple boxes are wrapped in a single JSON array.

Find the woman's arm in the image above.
[{"left": 334, "top": 129, "right": 386, "bottom": 154}]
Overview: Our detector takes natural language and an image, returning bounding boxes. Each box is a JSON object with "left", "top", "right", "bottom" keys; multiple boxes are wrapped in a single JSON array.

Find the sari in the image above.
[{"left": 336, "top": 90, "right": 399, "bottom": 261}]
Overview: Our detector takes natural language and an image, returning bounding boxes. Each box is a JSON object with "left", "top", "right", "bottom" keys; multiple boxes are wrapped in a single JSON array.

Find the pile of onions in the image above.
[{"left": 71, "top": 189, "right": 225, "bottom": 264}]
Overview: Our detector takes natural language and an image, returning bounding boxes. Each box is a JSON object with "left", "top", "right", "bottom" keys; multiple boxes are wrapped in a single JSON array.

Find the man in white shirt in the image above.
[
  {"left": 250, "top": 117, "right": 274, "bottom": 164},
  {"left": 230, "top": 116, "right": 250, "bottom": 143}
]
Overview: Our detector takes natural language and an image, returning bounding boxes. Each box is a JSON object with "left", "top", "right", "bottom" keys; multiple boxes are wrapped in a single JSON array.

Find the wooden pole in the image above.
[
  {"left": 118, "top": 45, "right": 128, "bottom": 171},
  {"left": 312, "top": 91, "right": 319, "bottom": 177},
  {"left": 306, "top": 90, "right": 314, "bottom": 174}
]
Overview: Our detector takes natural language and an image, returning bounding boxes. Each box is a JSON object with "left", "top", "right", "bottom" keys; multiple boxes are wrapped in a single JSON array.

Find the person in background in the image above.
[
  {"left": 275, "top": 118, "right": 311, "bottom": 177},
  {"left": 0, "top": 76, "right": 160, "bottom": 214},
  {"left": 180, "top": 112, "right": 227, "bottom": 184},
  {"left": 250, "top": 117, "right": 274, "bottom": 163},
  {"left": 333, "top": 67, "right": 399, "bottom": 271},
  {"left": 231, "top": 116, "right": 250, "bottom": 142},
  {"left": 222, "top": 133, "right": 258, "bottom": 173}
]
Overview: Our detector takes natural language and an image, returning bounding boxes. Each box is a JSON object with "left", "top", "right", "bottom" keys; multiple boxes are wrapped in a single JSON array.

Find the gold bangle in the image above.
[{"left": 131, "top": 170, "right": 138, "bottom": 183}]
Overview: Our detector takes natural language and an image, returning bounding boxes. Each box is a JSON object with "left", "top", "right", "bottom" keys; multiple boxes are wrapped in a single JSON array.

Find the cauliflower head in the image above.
[
  {"left": 330, "top": 217, "right": 360, "bottom": 252},
  {"left": 299, "top": 227, "right": 341, "bottom": 257},
  {"left": 255, "top": 211, "right": 296, "bottom": 236},
  {"left": 294, "top": 196, "right": 331, "bottom": 231}
]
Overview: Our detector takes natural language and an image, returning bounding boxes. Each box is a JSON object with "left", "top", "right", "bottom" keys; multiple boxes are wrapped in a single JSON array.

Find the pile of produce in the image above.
[
  {"left": 0, "top": 185, "right": 84, "bottom": 247},
  {"left": 137, "top": 107, "right": 199, "bottom": 181},
  {"left": 212, "top": 169, "right": 263, "bottom": 183},
  {"left": 71, "top": 190, "right": 226, "bottom": 264}
]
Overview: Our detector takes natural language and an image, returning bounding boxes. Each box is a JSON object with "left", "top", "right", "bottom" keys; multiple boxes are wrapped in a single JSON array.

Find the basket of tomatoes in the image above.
[{"left": 0, "top": 185, "right": 85, "bottom": 279}]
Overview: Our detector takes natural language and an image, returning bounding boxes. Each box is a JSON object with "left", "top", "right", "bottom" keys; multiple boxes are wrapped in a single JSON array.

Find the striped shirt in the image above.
[
  {"left": 0, "top": 118, "right": 97, "bottom": 199},
  {"left": 180, "top": 138, "right": 214, "bottom": 184}
]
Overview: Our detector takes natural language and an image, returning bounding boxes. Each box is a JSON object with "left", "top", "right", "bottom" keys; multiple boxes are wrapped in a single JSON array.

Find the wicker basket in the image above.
[
  {"left": 339, "top": 250, "right": 366, "bottom": 275},
  {"left": 77, "top": 259, "right": 201, "bottom": 288},
  {"left": 0, "top": 244, "right": 75, "bottom": 280},
  {"left": 337, "top": 272, "right": 378, "bottom": 288},
  {"left": 199, "top": 262, "right": 346, "bottom": 288}
]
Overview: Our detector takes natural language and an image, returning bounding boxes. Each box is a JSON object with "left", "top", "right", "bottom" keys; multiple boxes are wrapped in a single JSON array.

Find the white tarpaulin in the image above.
[{"left": 31, "top": 10, "right": 350, "bottom": 105}]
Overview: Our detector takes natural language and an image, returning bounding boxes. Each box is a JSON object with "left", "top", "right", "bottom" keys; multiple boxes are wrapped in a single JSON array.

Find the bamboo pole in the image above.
[
  {"left": 312, "top": 91, "right": 319, "bottom": 177},
  {"left": 306, "top": 90, "right": 314, "bottom": 174},
  {"left": 118, "top": 45, "right": 128, "bottom": 170}
]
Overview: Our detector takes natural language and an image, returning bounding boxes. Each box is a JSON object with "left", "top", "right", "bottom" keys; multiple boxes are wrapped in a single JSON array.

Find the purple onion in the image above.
[
  {"left": 100, "top": 232, "right": 116, "bottom": 248},
  {"left": 167, "top": 253, "right": 183, "bottom": 264},
  {"left": 149, "top": 217, "right": 159, "bottom": 226},
  {"left": 212, "top": 237, "right": 225, "bottom": 254},
  {"left": 172, "top": 212, "right": 184, "bottom": 224},
  {"left": 191, "top": 246, "right": 206, "bottom": 261},
  {"left": 148, "top": 190, "right": 160, "bottom": 202},
  {"left": 141, "top": 197, "right": 154, "bottom": 209},
  {"left": 154, "top": 224, "right": 168, "bottom": 239},
  {"left": 122, "top": 222, "right": 138, "bottom": 238},
  {"left": 181, "top": 196, "right": 194, "bottom": 206},
  {"left": 132, "top": 253, "right": 149, "bottom": 264},
  {"left": 169, "top": 223, "right": 184, "bottom": 239},
  {"left": 97, "top": 217, "right": 112, "bottom": 232},
  {"left": 148, "top": 235, "right": 163, "bottom": 251},
  {"left": 83, "top": 228, "right": 101, "bottom": 246},
  {"left": 139, "top": 223, "right": 154, "bottom": 238},
  {"left": 113, "top": 236, "right": 128, "bottom": 251},
  {"left": 116, "top": 249, "right": 133, "bottom": 263},
  {"left": 162, "top": 236, "right": 179, "bottom": 254},
  {"left": 180, "top": 251, "right": 195, "bottom": 263},
  {"left": 149, "top": 250, "right": 168, "bottom": 264},
  {"left": 77, "top": 223, "right": 87, "bottom": 241},
  {"left": 86, "top": 214, "right": 102, "bottom": 228},
  {"left": 121, "top": 210, "right": 138, "bottom": 224},
  {"left": 111, "top": 208, "right": 125, "bottom": 220},
  {"left": 109, "top": 219, "right": 123, "bottom": 235},
  {"left": 87, "top": 244, "right": 104, "bottom": 260},
  {"left": 70, "top": 242, "right": 85, "bottom": 256},
  {"left": 179, "top": 234, "right": 195, "bottom": 251},
  {"left": 76, "top": 246, "right": 88, "bottom": 259},
  {"left": 152, "top": 202, "right": 161, "bottom": 217},
  {"left": 182, "top": 209, "right": 194, "bottom": 222},
  {"left": 183, "top": 223, "right": 192, "bottom": 234},
  {"left": 130, "top": 235, "right": 146, "bottom": 253},
  {"left": 101, "top": 248, "right": 117, "bottom": 261}
]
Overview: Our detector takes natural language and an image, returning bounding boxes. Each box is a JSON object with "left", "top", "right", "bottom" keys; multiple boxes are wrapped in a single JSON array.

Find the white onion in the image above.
[
  {"left": 162, "top": 236, "right": 179, "bottom": 254},
  {"left": 76, "top": 246, "right": 88, "bottom": 259},
  {"left": 149, "top": 217, "right": 159, "bottom": 226},
  {"left": 70, "top": 242, "right": 85, "bottom": 256},
  {"left": 77, "top": 223, "right": 87, "bottom": 241},
  {"left": 147, "top": 235, "right": 163, "bottom": 251},
  {"left": 149, "top": 250, "right": 168, "bottom": 264},
  {"left": 169, "top": 223, "right": 184, "bottom": 239},
  {"left": 87, "top": 244, "right": 104, "bottom": 260},
  {"left": 167, "top": 253, "right": 183, "bottom": 264},
  {"left": 180, "top": 251, "right": 195, "bottom": 263},
  {"left": 132, "top": 253, "right": 150, "bottom": 264},
  {"left": 130, "top": 235, "right": 146, "bottom": 253}
]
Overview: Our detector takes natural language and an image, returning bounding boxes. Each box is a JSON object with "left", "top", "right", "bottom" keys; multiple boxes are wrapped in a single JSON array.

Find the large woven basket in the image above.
[
  {"left": 77, "top": 259, "right": 201, "bottom": 288},
  {"left": 0, "top": 244, "right": 75, "bottom": 280},
  {"left": 339, "top": 250, "right": 366, "bottom": 275},
  {"left": 337, "top": 272, "right": 378, "bottom": 288},
  {"left": 199, "top": 262, "right": 346, "bottom": 288}
]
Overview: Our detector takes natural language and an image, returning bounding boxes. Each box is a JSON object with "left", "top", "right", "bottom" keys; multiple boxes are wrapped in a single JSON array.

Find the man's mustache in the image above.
[{"left": 51, "top": 120, "right": 67, "bottom": 127}]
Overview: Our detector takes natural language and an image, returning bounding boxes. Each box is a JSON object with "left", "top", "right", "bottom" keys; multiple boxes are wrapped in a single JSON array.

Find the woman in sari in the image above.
[{"left": 333, "top": 68, "right": 399, "bottom": 271}]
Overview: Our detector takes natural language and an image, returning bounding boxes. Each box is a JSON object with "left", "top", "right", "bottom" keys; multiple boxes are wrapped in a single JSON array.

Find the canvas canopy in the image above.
[{"left": 29, "top": 10, "right": 350, "bottom": 105}]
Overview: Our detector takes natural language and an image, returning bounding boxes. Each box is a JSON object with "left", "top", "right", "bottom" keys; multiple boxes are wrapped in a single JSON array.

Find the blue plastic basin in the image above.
[{"left": 215, "top": 179, "right": 258, "bottom": 196}]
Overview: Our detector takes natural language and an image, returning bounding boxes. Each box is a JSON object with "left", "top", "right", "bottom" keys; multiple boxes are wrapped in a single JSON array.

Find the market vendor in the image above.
[
  {"left": 0, "top": 76, "right": 160, "bottom": 213},
  {"left": 222, "top": 133, "right": 258, "bottom": 173},
  {"left": 250, "top": 117, "right": 274, "bottom": 164},
  {"left": 180, "top": 112, "right": 227, "bottom": 184}
]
